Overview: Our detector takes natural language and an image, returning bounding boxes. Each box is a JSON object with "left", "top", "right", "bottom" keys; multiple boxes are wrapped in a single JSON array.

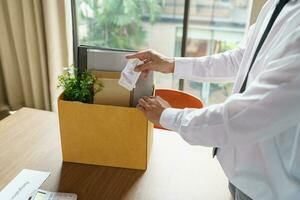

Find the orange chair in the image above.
[{"left": 154, "top": 89, "right": 204, "bottom": 130}]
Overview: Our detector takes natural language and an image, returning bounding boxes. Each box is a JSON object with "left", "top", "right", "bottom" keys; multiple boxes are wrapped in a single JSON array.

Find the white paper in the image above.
[
  {"left": 0, "top": 169, "right": 50, "bottom": 200},
  {"left": 119, "top": 59, "right": 143, "bottom": 91}
]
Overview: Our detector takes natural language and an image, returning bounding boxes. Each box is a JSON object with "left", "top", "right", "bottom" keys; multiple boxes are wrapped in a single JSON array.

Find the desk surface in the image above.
[{"left": 0, "top": 108, "right": 231, "bottom": 200}]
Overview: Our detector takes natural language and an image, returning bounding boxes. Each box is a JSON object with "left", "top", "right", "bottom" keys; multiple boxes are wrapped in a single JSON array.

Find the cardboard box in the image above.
[
  {"left": 57, "top": 72, "right": 153, "bottom": 170},
  {"left": 91, "top": 71, "right": 132, "bottom": 107}
]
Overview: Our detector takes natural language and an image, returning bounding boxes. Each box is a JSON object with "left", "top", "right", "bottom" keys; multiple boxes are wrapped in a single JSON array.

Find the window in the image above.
[
  {"left": 181, "top": 0, "right": 250, "bottom": 104},
  {"left": 73, "top": 0, "right": 251, "bottom": 105}
]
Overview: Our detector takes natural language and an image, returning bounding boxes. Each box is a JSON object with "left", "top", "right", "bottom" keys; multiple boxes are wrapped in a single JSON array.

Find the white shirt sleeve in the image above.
[
  {"left": 160, "top": 28, "right": 300, "bottom": 148},
  {"left": 174, "top": 24, "right": 256, "bottom": 82}
]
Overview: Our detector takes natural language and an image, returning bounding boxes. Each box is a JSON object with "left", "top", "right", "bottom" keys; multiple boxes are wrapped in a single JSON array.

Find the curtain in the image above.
[
  {"left": 0, "top": 58, "right": 9, "bottom": 117},
  {"left": 0, "top": 0, "right": 73, "bottom": 112}
]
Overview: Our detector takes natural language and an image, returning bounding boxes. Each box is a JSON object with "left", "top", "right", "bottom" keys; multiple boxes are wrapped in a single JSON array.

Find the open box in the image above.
[{"left": 57, "top": 70, "right": 154, "bottom": 170}]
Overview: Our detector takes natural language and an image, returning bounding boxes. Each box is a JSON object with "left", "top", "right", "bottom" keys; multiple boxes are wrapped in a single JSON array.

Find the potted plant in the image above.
[{"left": 57, "top": 66, "right": 103, "bottom": 103}]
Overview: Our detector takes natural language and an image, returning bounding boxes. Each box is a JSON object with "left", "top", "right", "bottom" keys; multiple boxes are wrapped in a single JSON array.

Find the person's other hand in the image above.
[
  {"left": 125, "top": 49, "right": 175, "bottom": 79},
  {"left": 137, "top": 96, "right": 171, "bottom": 125}
]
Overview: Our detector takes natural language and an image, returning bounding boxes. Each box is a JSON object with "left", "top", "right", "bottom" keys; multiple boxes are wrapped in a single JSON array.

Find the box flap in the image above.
[{"left": 92, "top": 71, "right": 131, "bottom": 107}]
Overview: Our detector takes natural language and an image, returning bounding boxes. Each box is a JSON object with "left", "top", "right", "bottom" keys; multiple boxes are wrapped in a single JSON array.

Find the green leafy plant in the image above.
[{"left": 58, "top": 66, "right": 103, "bottom": 103}]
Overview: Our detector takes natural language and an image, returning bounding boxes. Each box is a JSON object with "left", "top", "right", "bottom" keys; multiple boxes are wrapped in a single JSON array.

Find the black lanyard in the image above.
[{"left": 213, "top": 0, "right": 290, "bottom": 158}]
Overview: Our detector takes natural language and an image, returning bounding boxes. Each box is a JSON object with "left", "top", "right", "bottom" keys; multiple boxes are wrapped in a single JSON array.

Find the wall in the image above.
[{"left": 249, "top": 0, "right": 267, "bottom": 25}]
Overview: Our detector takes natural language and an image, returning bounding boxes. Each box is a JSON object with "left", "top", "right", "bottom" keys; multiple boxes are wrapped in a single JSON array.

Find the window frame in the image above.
[{"left": 70, "top": 0, "right": 190, "bottom": 90}]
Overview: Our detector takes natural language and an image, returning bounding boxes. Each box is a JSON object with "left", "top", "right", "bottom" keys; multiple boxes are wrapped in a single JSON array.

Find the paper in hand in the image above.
[{"left": 118, "top": 59, "right": 143, "bottom": 91}]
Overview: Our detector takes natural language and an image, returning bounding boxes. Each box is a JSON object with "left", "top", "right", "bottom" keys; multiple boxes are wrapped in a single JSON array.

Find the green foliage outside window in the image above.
[
  {"left": 219, "top": 41, "right": 237, "bottom": 53},
  {"left": 77, "top": 0, "right": 162, "bottom": 49}
]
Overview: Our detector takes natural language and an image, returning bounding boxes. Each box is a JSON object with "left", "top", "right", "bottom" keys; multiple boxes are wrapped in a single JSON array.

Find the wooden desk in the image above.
[{"left": 0, "top": 108, "right": 231, "bottom": 200}]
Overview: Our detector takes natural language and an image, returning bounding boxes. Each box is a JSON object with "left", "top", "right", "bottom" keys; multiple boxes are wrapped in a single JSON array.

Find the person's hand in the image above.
[
  {"left": 137, "top": 96, "right": 171, "bottom": 125},
  {"left": 125, "top": 49, "right": 175, "bottom": 79}
]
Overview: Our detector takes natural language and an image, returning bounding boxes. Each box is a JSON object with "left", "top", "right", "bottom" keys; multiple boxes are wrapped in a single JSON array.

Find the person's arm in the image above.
[
  {"left": 173, "top": 48, "right": 244, "bottom": 82},
  {"left": 173, "top": 24, "right": 256, "bottom": 82},
  {"left": 125, "top": 25, "right": 255, "bottom": 80},
  {"left": 160, "top": 28, "right": 300, "bottom": 147}
]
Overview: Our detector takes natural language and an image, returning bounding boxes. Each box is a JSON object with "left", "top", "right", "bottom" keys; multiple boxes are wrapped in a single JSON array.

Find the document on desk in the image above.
[{"left": 0, "top": 169, "right": 50, "bottom": 200}]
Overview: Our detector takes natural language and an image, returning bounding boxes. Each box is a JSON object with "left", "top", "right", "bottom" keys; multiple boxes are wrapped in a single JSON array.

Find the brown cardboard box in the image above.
[
  {"left": 91, "top": 71, "right": 132, "bottom": 107},
  {"left": 57, "top": 72, "right": 153, "bottom": 170}
]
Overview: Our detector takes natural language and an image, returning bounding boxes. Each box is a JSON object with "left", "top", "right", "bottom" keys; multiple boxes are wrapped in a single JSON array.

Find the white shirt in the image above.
[{"left": 159, "top": 0, "right": 300, "bottom": 199}]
